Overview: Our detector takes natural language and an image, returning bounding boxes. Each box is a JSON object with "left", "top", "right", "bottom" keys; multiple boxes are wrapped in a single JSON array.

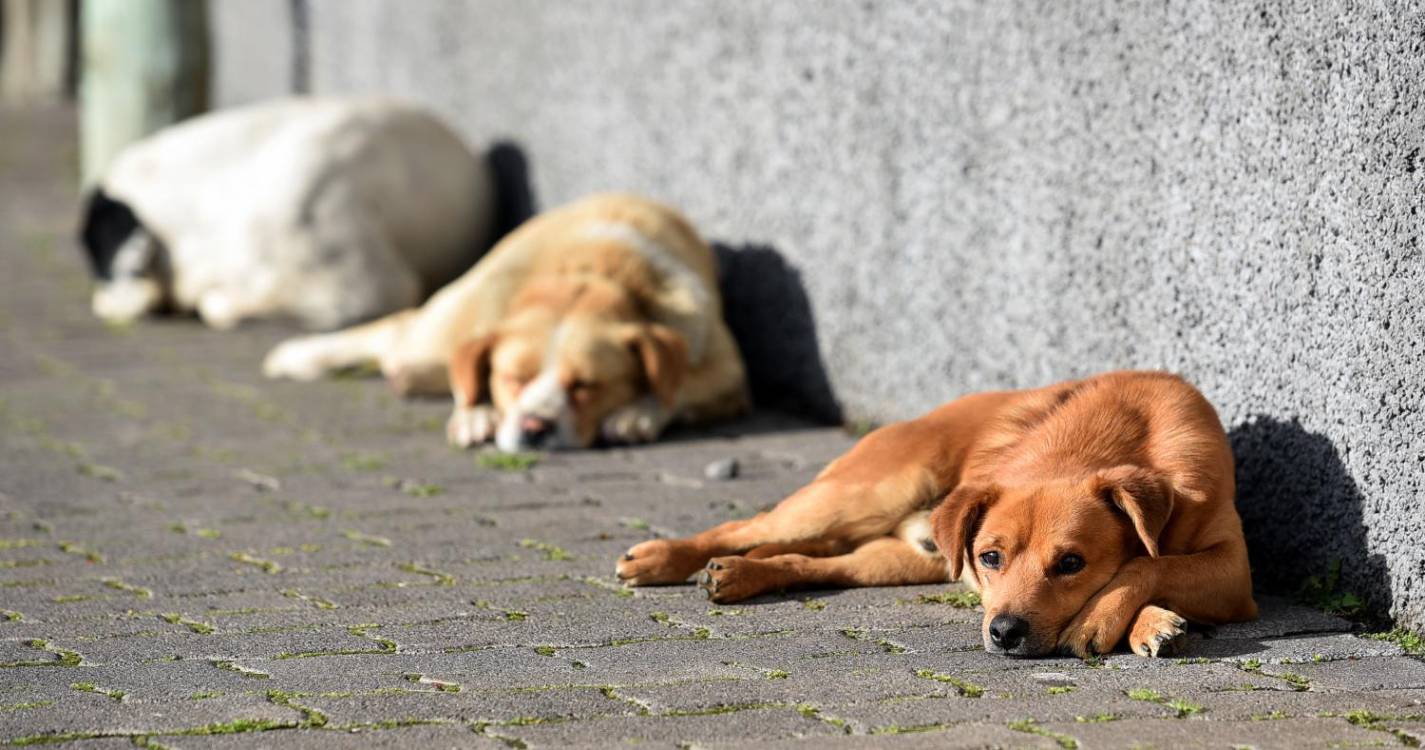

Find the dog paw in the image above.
[
  {"left": 197, "top": 291, "right": 245, "bottom": 330},
  {"left": 1058, "top": 600, "right": 1137, "bottom": 659},
  {"left": 262, "top": 338, "right": 328, "bottom": 381},
  {"left": 615, "top": 539, "right": 704, "bottom": 587},
  {"left": 601, "top": 398, "right": 670, "bottom": 445},
  {"left": 1128, "top": 605, "right": 1188, "bottom": 658},
  {"left": 696, "top": 557, "right": 771, "bottom": 603},
  {"left": 447, "top": 406, "right": 499, "bottom": 448}
]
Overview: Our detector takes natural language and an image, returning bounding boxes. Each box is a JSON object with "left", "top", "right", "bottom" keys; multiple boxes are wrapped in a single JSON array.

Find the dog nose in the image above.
[
  {"left": 520, "top": 415, "right": 553, "bottom": 446},
  {"left": 988, "top": 614, "right": 1029, "bottom": 651}
]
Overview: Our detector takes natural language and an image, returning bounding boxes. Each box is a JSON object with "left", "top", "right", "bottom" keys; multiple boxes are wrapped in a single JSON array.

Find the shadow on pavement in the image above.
[
  {"left": 715, "top": 242, "right": 841, "bottom": 426},
  {"left": 1230, "top": 415, "right": 1390, "bottom": 619}
]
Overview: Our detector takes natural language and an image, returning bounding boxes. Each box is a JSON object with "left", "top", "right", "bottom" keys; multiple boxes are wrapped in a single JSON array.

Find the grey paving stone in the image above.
[{"left": 1044, "top": 716, "right": 1392, "bottom": 749}]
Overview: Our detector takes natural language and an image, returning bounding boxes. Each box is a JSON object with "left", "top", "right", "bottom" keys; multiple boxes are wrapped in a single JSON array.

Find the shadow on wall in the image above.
[
  {"left": 714, "top": 242, "right": 841, "bottom": 425},
  {"left": 1229, "top": 415, "right": 1391, "bottom": 617},
  {"left": 484, "top": 140, "right": 538, "bottom": 249}
]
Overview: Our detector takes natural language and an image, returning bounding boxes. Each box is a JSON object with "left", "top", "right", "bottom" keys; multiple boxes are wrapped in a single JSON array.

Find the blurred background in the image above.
[{"left": 2, "top": 0, "right": 1422, "bottom": 630}]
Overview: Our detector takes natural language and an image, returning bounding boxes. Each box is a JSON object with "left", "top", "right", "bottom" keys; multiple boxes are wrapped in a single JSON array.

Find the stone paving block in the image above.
[
  {"left": 712, "top": 725, "right": 1062, "bottom": 749},
  {"left": 292, "top": 686, "right": 634, "bottom": 727},
  {"left": 198, "top": 723, "right": 506, "bottom": 749},
  {"left": 497, "top": 706, "right": 842, "bottom": 748},
  {"left": 1043, "top": 716, "right": 1392, "bottom": 749},
  {"left": 1263, "top": 656, "right": 1425, "bottom": 691},
  {"left": 1, "top": 691, "right": 298, "bottom": 744},
  {"left": 1188, "top": 686, "right": 1425, "bottom": 722}
]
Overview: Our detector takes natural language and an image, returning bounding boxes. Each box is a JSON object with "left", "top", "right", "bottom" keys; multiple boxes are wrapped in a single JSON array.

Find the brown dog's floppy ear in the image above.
[
  {"left": 1096, "top": 465, "right": 1174, "bottom": 558},
  {"left": 929, "top": 483, "right": 999, "bottom": 582},
  {"left": 448, "top": 334, "right": 497, "bottom": 408},
  {"left": 628, "top": 324, "right": 688, "bottom": 410}
]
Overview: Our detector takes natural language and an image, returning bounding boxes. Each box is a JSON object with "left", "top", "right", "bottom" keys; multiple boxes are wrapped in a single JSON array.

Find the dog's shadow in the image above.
[
  {"left": 1229, "top": 415, "right": 1389, "bottom": 614},
  {"left": 484, "top": 141, "right": 538, "bottom": 249},
  {"left": 1184, "top": 416, "right": 1386, "bottom": 657},
  {"left": 712, "top": 242, "right": 841, "bottom": 425}
]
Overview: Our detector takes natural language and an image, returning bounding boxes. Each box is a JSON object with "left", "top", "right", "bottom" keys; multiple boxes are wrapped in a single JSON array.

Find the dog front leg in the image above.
[
  {"left": 1058, "top": 541, "right": 1256, "bottom": 658},
  {"left": 697, "top": 535, "right": 950, "bottom": 603}
]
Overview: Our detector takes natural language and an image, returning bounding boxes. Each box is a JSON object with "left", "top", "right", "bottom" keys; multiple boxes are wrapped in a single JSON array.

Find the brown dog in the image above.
[{"left": 616, "top": 370, "right": 1257, "bottom": 658}]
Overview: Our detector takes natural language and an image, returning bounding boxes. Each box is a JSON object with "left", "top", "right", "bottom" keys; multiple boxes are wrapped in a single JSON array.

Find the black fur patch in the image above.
[{"left": 78, "top": 188, "right": 140, "bottom": 280}]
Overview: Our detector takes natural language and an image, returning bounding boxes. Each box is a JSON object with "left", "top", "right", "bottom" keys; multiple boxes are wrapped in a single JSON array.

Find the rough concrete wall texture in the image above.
[
  {"left": 209, "top": 0, "right": 295, "bottom": 107},
  {"left": 209, "top": 2, "right": 1424, "bottom": 630}
]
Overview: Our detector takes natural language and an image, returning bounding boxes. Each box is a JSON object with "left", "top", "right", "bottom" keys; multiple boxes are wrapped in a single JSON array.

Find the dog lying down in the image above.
[
  {"left": 618, "top": 370, "right": 1258, "bottom": 658},
  {"left": 265, "top": 193, "right": 750, "bottom": 453},
  {"left": 79, "top": 97, "right": 493, "bottom": 330}
]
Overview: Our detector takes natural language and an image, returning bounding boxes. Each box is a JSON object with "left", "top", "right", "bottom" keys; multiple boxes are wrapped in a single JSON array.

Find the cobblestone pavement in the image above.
[{"left": 3, "top": 105, "right": 1423, "bottom": 749}]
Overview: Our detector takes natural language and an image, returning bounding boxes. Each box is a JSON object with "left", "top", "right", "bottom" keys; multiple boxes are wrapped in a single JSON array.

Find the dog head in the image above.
[
  {"left": 79, "top": 188, "right": 168, "bottom": 323},
  {"left": 448, "top": 277, "right": 687, "bottom": 453},
  {"left": 930, "top": 466, "right": 1173, "bottom": 656}
]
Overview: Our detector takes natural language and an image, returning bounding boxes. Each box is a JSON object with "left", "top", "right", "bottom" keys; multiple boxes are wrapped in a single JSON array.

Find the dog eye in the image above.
[
  {"left": 978, "top": 551, "right": 1001, "bottom": 569},
  {"left": 1056, "top": 554, "right": 1085, "bottom": 575},
  {"left": 567, "top": 379, "right": 598, "bottom": 401}
]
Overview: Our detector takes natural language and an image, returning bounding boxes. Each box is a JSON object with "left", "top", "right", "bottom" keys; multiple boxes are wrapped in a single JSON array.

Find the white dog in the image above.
[{"left": 79, "top": 97, "right": 494, "bottom": 330}]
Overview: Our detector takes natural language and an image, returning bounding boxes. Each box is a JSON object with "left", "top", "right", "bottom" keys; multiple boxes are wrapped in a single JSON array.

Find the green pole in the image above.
[{"left": 79, "top": 0, "right": 208, "bottom": 186}]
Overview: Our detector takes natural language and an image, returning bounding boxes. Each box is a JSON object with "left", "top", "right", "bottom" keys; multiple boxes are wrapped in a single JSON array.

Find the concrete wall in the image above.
[{"left": 210, "top": 1, "right": 1425, "bottom": 631}]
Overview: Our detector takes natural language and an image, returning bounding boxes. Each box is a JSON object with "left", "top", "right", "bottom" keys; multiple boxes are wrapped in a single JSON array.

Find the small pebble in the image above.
[{"left": 704, "top": 458, "right": 739, "bottom": 481}]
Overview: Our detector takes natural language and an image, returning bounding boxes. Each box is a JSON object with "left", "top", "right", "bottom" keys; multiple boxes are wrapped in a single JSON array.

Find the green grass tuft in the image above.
[
  {"left": 1008, "top": 719, "right": 1078, "bottom": 749},
  {"left": 908, "top": 590, "right": 980, "bottom": 607},
  {"left": 519, "top": 538, "right": 572, "bottom": 561},
  {"left": 478, "top": 452, "right": 540, "bottom": 471},
  {"left": 914, "top": 669, "right": 985, "bottom": 698},
  {"left": 1364, "top": 627, "right": 1425, "bottom": 655}
]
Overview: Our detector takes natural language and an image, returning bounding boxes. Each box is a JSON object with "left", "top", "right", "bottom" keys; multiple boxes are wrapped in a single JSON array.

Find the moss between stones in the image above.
[
  {"left": 342, "top": 530, "right": 392, "bottom": 548},
  {"left": 158, "top": 613, "right": 214, "bottom": 635},
  {"left": 280, "top": 588, "right": 338, "bottom": 610},
  {"left": 1363, "top": 627, "right": 1425, "bottom": 656},
  {"left": 228, "top": 552, "right": 282, "bottom": 574},
  {"left": 211, "top": 659, "right": 269, "bottom": 679},
  {"left": 0, "top": 639, "right": 82, "bottom": 668},
  {"left": 1007, "top": 719, "right": 1078, "bottom": 749},
  {"left": 913, "top": 668, "right": 984, "bottom": 698},
  {"left": 101, "top": 578, "right": 152, "bottom": 599},
  {"left": 519, "top": 539, "right": 572, "bottom": 561},
  {"left": 69, "top": 682, "right": 125, "bottom": 702},
  {"left": 1125, "top": 688, "right": 1203, "bottom": 718},
  {"left": 397, "top": 561, "right": 456, "bottom": 586},
  {"left": 869, "top": 722, "right": 950, "bottom": 735},
  {"left": 903, "top": 590, "right": 981, "bottom": 608},
  {"left": 478, "top": 452, "right": 539, "bottom": 471},
  {"left": 0, "top": 700, "right": 53, "bottom": 712}
]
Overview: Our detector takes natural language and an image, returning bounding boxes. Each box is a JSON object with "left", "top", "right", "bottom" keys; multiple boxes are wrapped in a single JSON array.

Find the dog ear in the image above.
[
  {"left": 1096, "top": 465, "right": 1174, "bottom": 558},
  {"left": 929, "top": 483, "right": 999, "bottom": 582},
  {"left": 448, "top": 334, "right": 498, "bottom": 408},
  {"left": 78, "top": 187, "right": 140, "bottom": 280},
  {"left": 628, "top": 324, "right": 688, "bottom": 409}
]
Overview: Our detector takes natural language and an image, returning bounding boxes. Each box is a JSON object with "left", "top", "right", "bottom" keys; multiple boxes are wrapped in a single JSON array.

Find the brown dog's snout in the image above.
[{"left": 987, "top": 613, "right": 1030, "bottom": 652}]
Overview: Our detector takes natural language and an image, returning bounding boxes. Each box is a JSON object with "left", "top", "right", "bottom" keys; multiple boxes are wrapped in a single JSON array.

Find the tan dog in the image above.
[
  {"left": 264, "top": 193, "right": 749, "bottom": 452},
  {"left": 616, "top": 371, "right": 1257, "bottom": 658}
]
